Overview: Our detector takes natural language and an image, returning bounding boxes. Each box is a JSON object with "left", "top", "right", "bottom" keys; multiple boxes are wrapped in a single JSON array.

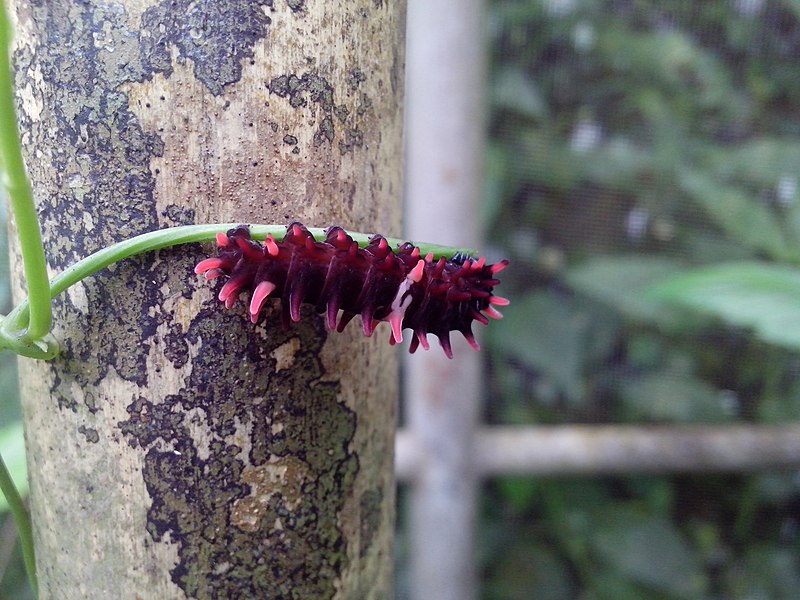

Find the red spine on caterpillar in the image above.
[{"left": 194, "top": 223, "right": 509, "bottom": 358}]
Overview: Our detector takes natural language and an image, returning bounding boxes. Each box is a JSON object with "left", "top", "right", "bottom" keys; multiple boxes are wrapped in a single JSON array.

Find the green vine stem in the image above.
[
  {"left": 0, "top": 223, "right": 478, "bottom": 359},
  {"left": 0, "top": 1, "right": 52, "bottom": 344},
  {"left": 0, "top": 450, "right": 36, "bottom": 596},
  {"left": 0, "top": 3, "right": 41, "bottom": 596}
]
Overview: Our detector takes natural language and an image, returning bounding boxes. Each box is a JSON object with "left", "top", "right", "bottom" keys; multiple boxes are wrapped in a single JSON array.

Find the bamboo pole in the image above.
[{"left": 404, "top": 1, "right": 486, "bottom": 599}]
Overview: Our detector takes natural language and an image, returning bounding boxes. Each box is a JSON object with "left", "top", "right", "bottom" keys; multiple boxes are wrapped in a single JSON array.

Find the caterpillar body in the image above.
[{"left": 194, "top": 223, "right": 509, "bottom": 358}]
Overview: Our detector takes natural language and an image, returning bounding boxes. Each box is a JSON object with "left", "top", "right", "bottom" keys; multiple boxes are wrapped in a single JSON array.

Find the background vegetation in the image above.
[
  {"left": 480, "top": 0, "right": 800, "bottom": 598},
  {"left": 2, "top": 0, "right": 800, "bottom": 598}
]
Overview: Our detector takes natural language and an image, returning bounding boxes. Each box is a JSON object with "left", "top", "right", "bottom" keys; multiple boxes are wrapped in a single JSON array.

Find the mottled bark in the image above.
[{"left": 8, "top": 1, "right": 404, "bottom": 598}]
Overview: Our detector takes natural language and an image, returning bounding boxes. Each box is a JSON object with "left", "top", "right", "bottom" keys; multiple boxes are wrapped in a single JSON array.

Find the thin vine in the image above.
[
  {"left": 0, "top": 1, "right": 50, "bottom": 345},
  {"left": 0, "top": 3, "right": 40, "bottom": 594},
  {"left": 0, "top": 451, "right": 35, "bottom": 595}
]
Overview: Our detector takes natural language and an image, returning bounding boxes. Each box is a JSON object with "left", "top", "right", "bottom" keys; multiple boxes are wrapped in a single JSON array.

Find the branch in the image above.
[{"left": 396, "top": 424, "right": 800, "bottom": 478}]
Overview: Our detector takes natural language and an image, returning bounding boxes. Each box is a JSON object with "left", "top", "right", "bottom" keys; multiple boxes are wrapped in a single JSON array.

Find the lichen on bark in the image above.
[
  {"left": 139, "top": 0, "right": 275, "bottom": 96},
  {"left": 117, "top": 307, "right": 358, "bottom": 598},
  {"left": 267, "top": 70, "right": 368, "bottom": 153}
]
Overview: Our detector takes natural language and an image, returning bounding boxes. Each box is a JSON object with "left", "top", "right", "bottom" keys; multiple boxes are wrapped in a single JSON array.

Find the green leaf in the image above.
[
  {"left": 754, "top": 472, "right": 800, "bottom": 504},
  {"left": 566, "top": 255, "right": 692, "bottom": 328},
  {"left": 488, "top": 291, "right": 588, "bottom": 403},
  {"left": 784, "top": 0, "right": 800, "bottom": 21},
  {"left": 724, "top": 546, "right": 800, "bottom": 599},
  {"left": 485, "top": 541, "right": 573, "bottom": 600},
  {"left": 483, "top": 143, "right": 510, "bottom": 231},
  {"left": 489, "top": 291, "right": 617, "bottom": 405},
  {"left": 496, "top": 476, "right": 539, "bottom": 513},
  {"left": 590, "top": 506, "right": 706, "bottom": 597},
  {"left": 492, "top": 67, "right": 547, "bottom": 120},
  {"left": 617, "top": 371, "right": 734, "bottom": 423},
  {"left": 579, "top": 137, "right": 656, "bottom": 192},
  {"left": 703, "top": 139, "right": 800, "bottom": 188},
  {"left": 513, "top": 129, "right": 581, "bottom": 192},
  {"left": 588, "top": 570, "right": 655, "bottom": 600},
  {"left": 680, "top": 229, "right": 758, "bottom": 264},
  {"left": 758, "top": 376, "right": 800, "bottom": 423},
  {"left": 648, "top": 262, "right": 800, "bottom": 350},
  {"left": 0, "top": 421, "right": 28, "bottom": 513},
  {"left": 679, "top": 170, "right": 800, "bottom": 262}
]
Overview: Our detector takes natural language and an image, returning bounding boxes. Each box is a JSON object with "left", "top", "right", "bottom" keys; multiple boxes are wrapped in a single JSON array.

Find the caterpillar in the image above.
[{"left": 194, "top": 222, "right": 509, "bottom": 358}]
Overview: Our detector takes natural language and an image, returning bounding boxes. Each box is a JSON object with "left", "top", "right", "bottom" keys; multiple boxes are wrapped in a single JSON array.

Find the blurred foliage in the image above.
[{"left": 483, "top": 0, "right": 800, "bottom": 598}]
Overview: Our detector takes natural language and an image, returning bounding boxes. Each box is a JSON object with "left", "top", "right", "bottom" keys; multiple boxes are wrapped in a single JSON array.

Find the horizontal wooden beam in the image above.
[{"left": 396, "top": 424, "right": 800, "bottom": 479}]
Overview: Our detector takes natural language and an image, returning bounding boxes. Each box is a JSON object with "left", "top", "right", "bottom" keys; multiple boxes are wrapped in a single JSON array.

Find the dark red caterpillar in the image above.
[{"left": 194, "top": 223, "right": 509, "bottom": 358}]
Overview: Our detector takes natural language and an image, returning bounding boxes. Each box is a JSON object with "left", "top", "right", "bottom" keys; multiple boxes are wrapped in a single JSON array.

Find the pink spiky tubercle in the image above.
[{"left": 194, "top": 223, "right": 509, "bottom": 358}]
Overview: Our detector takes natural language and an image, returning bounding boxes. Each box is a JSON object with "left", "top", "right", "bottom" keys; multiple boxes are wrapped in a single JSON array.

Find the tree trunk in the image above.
[{"left": 8, "top": 1, "right": 404, "bottom": 598}]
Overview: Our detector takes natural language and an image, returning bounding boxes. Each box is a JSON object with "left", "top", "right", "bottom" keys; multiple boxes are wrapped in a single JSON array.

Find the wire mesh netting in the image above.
[{"left": 1, "top": 1, "right": 800, "bottom": 598}]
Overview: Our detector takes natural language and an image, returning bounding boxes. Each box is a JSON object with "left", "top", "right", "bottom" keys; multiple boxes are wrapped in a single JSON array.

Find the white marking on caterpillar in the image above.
[{"left": 386, "top": 259, "right": 425, "bottom": 343}]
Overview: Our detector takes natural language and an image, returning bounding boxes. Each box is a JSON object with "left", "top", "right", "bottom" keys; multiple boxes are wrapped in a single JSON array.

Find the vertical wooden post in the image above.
[
  {"left": 404, "top": 0, "right": 485, "bottom": 599},
  {"left": 9, "top": 1, "right": 404, "bottom": 598}
]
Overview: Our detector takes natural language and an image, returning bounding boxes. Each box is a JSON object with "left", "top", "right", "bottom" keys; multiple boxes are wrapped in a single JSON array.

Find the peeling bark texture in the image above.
[{"left": 8, "top": 1, "right": 404, "bottom": 598}]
